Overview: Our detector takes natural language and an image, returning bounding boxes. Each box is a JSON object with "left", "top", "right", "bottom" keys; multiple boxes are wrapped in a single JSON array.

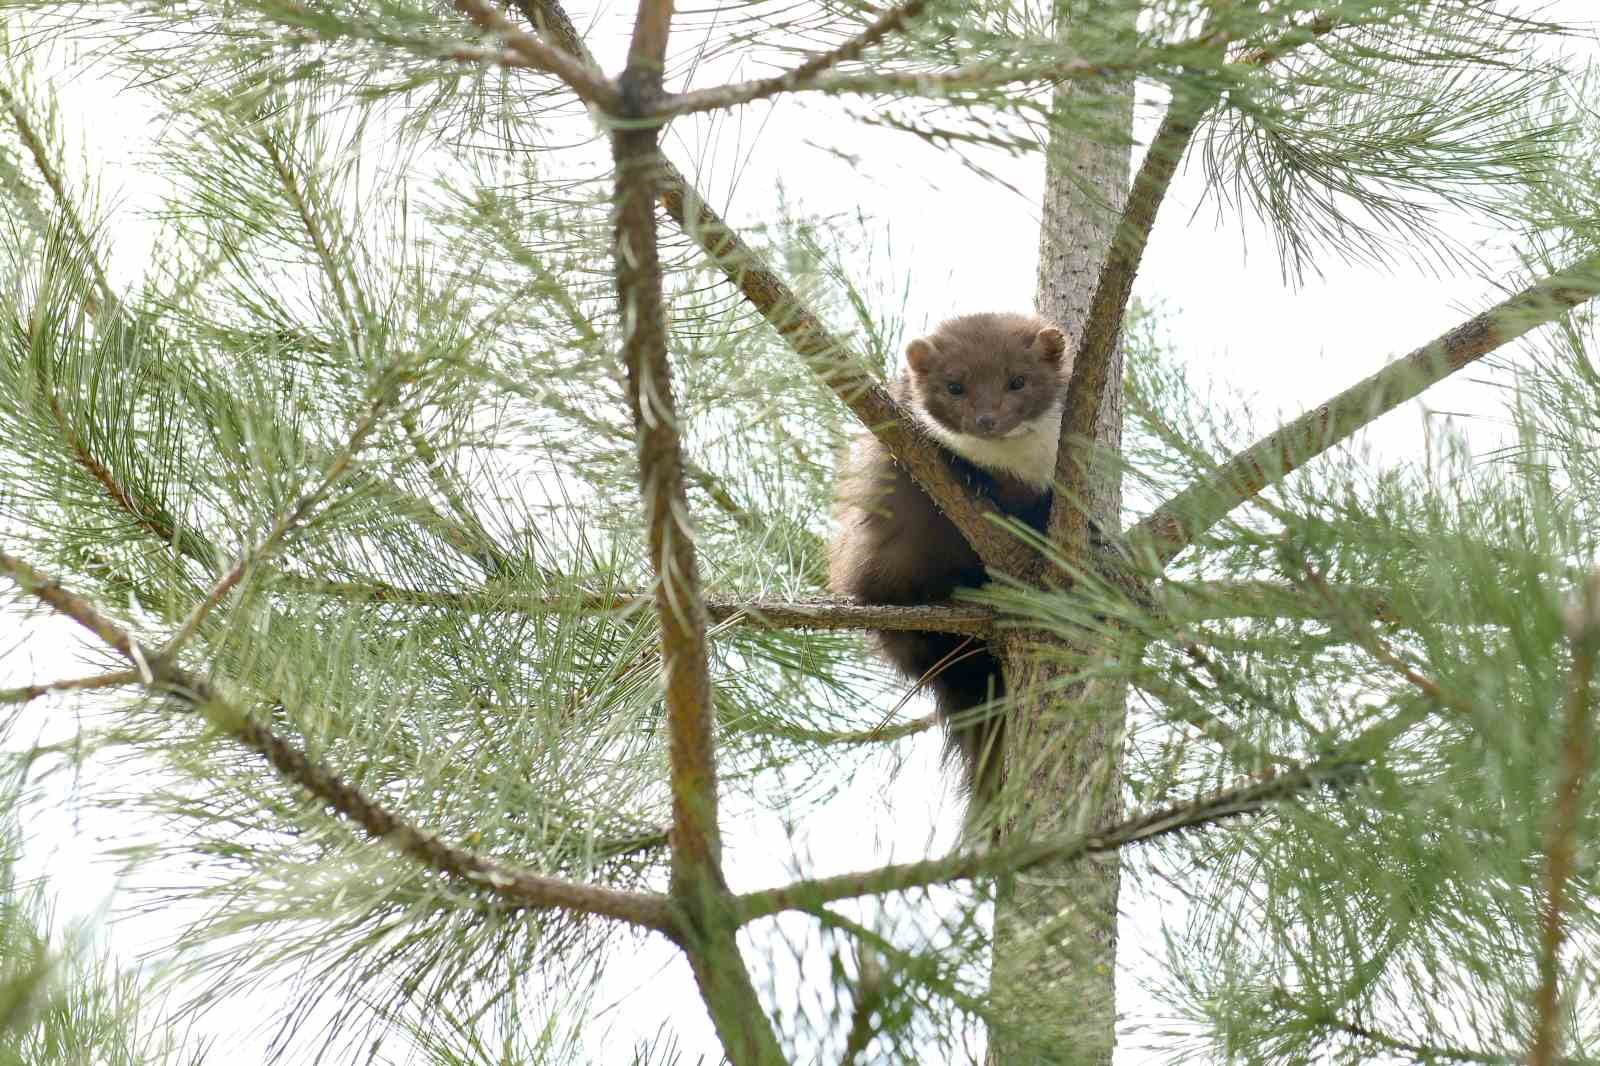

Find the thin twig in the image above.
[
  {"left": 733, "top": 758, "right": 1361, "bottom": 923},
  {"left": 653, "top": 0, "right": 928, "bottom": 117},
  {"left": 0, "top": 83, "right": 114, "bottom": 314},
  {"left": 0, "top": 548, "right": 677, "bottom": 932},
  {"left": 661, "top": 55, "right": 1132, "bottom": 116},
  {"left": 1132, "top": 251, "right": 1600, "bottom": 566},
  {"left": 1293, "top": 559, "right": 1478, "bottom": 718},
  {"left": 163, "top": 360, "right": 417, "bottom": 655},
  {"left": 1529, "top": 570, "right": 1600, "bottom": 1066},
  {"left": 0, "top": 669, "right": 140, "bottom": 705},
  {"left": 771, "top": 710, "right": 938, "bottom": 746}
]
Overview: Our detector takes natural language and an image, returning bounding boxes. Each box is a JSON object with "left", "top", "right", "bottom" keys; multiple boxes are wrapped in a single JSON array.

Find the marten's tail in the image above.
[{"left": 875, "top": 630, "right": 1006, "bottom": 804}]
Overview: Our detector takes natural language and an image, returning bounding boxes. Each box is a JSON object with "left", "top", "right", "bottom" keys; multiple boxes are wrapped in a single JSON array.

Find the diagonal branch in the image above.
[
  {"left": 163, "top": 356, "right": 419, "bottom": 654},
  {"left": 0, "top": 83, "right": 114, "bottom": 315},
  {"left": 1132, "top": 251, "right": 1600, "bottom": 566},
  {"left": 1529, "top": 570, "right": 1600, "bottom": 1066},
  {"left": 732, "top": 758, "right": 1362, "bottom": 923},
  {"left": 1051, "top": 88, "right": 1218, "bottom": 556},
  {"left": 452, "top": 0, "right": 618, "bottom": 110},
  {"left": 1051, "top": 16, "right": 1338, "bottom": 556},
  {"left": 0, "top": 548, "right": 676, "bottom": 932},
  {"left": 654, "top": 0, "right": 927, "bottom": 118},
  {"left": 512, "top": 0, "right": 1035, "bottom": 580}
]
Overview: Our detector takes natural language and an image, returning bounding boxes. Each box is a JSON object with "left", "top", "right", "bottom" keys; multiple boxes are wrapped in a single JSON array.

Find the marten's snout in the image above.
[{"left": 976, "top": 413, "right": 998, "bottom": 433}]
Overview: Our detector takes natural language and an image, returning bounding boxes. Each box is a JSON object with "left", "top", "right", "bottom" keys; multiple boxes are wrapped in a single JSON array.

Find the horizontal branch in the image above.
[
  {"left": 1132, "top": 251, "right": 1600, "bottom": 566},
  {"left": 0, "top": 668, "right": 140, "bottom": 706},
  {"left": 296, "top": 581, "right": 998, "bottom": 635},
  {"left": 0, "top": 548, "right": 677, "bottom": 934},
  {"left": 733, "top": 758, "right": 1362, "bottom": 923},
  {"left": 765, "top": 710, "right": 937, "bottom": 745}
]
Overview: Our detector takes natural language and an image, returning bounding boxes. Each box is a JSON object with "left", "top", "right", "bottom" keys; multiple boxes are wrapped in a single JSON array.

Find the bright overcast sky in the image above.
[{"left": 3, "top": 2, "right": 1598, "bottom": 1062}]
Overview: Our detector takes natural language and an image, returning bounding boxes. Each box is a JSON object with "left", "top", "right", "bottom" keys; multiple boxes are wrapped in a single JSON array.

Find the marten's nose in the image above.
[{"left": 976, "top": 414, "right": 997, "bottom": 432}]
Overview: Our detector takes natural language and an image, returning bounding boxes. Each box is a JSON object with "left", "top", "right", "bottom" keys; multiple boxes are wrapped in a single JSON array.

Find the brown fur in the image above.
[{"left": 829, "top": 312, "right": 1070, "bottom": 800}]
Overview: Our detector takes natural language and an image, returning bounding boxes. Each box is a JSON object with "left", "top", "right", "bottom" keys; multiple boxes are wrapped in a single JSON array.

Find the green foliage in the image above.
[{"left": 0, "top": 0, "right": 1596, "bottom": 1063}]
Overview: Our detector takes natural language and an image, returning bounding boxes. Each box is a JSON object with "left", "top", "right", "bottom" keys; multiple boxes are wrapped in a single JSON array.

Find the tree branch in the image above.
[
  {"left": 652, "top": 0, "right": 927, "bottom": 118},
  {"left": 452, "top": 0, "right": 618, "bottom": 110},
  {"left": 658, "top": 172, "right": 1034, "bottom": 576},
  {"left": 0, "top": 83, "right": 114, "bottom": 315},
  {"left": 1052, "top": 84, "right": 1220, "bottom": 556},
  {"left": 0, "top": 548, "right": 676, "bottom": 932},
  {"left": 733, "top": 758, "right": 1361, "bottom": 923},
  {"left": 1529, "top": 570, "right": 1600, "bottom": 1066},
  {"left": 1132, "top": 251, "right": 1600, "bottom": 566},
  {"left": 0, "top": 669, "right": 140, "bottom": 706},
  {"left": 295, "top": 583, "right": 997, "bottom": 635},
  {"left": 1052, "top": 16, "right": 1338, "bottom": 556},
  {"left": 163, "top": 356, "right": 418, "bottom": 655},
  {"left": 768, "top": 710, "right": 937, "bottom": 746}
]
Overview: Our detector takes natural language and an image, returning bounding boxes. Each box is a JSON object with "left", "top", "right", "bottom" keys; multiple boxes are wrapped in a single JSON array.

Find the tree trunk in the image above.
[{"left": 986, "top": 2, "right": 1132, "bottom": 1061}]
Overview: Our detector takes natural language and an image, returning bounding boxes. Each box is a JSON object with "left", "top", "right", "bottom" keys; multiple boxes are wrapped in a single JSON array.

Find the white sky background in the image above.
[{"left": 2, "top": 1, "right": 1597, "bottom": 1063}]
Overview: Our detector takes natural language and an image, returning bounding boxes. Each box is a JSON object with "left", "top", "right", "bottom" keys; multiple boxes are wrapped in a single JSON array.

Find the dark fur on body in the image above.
[{"left": 829, "top": 312, "right": 1070, "bottom": 800}]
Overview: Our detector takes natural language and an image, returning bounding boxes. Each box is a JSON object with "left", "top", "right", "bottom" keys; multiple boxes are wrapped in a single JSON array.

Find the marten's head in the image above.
[{"left": 903, "top": 312, "right": 1070, "bottom": 441}]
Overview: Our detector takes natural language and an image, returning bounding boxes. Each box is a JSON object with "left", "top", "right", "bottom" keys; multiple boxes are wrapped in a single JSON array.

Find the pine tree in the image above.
[{"left": 2, "top": 1, "right": 1599, "bottom": 1063}]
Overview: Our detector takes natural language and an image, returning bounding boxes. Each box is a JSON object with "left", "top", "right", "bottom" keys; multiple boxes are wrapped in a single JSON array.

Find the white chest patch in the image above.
[{"left": 916, "top": 400, "right": 1062, "bottom": 489}]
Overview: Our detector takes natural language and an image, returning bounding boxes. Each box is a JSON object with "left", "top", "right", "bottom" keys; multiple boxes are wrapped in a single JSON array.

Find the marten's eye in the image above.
[
  {"left": 945, "top": 382, "right": 965, "bottom": 396},
  {"left": 1008, "top": 376, "right": 1026, "bottom": 391}
]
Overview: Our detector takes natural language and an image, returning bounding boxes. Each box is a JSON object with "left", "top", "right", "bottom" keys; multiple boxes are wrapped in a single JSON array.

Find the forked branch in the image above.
[
  {"left": 1131, "top": 252, "right": 1600, "bottom": 566},
  {"left": 1053, "top": 14, "right": 1338, "bottom": 555}
]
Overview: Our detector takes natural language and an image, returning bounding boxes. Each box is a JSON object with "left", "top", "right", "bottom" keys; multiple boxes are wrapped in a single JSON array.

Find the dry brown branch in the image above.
[
  {"left": 1133, "top": 251, "right": 1600, "bottom": 566},
  {"left": 0, "top": 669, "right": 140, "bottom": 705},
  {"left": 0, "top": 548, "right": 676, "bottom": 931},
  {"left": 653, "top": 0, "right": 928, "bottom": 117},
  {"left": 1529, "top": 570, "right": 1600, "bottom": 1066},
  {"left": 733, "top": 758, "right": 1360, "bottom": 923},
  {"left": 452, "top": 0, "right": 618, "bottom": 109}
]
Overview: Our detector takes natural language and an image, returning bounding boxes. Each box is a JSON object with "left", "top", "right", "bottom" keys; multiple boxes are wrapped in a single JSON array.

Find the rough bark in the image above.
[{"left": 987, "top": 1, "right": 1133, "bottom": 1061}]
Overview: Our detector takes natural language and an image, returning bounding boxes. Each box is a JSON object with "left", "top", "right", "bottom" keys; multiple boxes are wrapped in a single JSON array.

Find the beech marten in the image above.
[{"left": 829, "top": 312, "right": 1070, "bottom": 800}]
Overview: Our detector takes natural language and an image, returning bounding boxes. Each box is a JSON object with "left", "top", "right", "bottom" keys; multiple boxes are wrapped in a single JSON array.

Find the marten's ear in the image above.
[
  {"left": 906, "top": 337, "right": 939, "bottom": 374},
  {"left": 1035, "top": 326, "right": 1068, "bottom": 363}
]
